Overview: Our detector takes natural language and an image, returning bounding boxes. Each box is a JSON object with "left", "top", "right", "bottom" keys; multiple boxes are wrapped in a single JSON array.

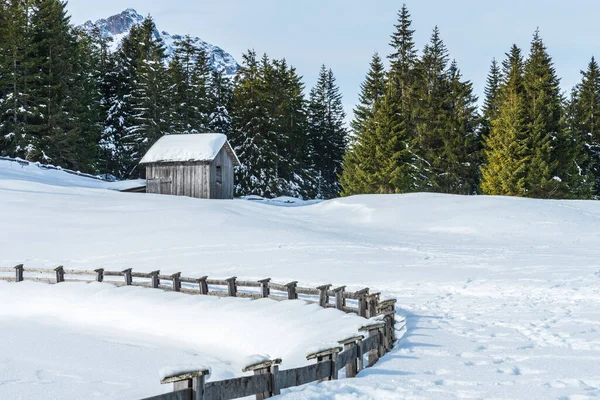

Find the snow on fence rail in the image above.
[{"left": 0, "top": 264, "right": 401, "bottom": 400}]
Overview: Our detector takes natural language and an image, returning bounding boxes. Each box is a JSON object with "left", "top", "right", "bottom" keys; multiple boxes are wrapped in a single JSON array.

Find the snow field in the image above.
[{"left": 1, "top": 160, "right": 600, "bottom": 399}]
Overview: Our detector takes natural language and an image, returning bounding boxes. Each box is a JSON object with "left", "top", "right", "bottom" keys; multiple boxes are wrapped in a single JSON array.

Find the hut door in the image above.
[{"left": 147, "top": 179, "right": 160, "bottom": 193}]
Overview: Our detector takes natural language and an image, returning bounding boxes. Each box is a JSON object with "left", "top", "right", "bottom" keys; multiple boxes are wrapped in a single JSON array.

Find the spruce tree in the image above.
[
  {"left": 62, "top": 28, "right": 104, "bottom": 171},
  {"left": 0, "top": 0, "right": 31, "bottom": 156},
  {"left": 481, "top": 58, "right": 502, "bottom": 140},
  {"left": 481, "top": 45, "right": 529, "bottom": 196},
  {"left": 412, "top": 26, "right": 449, "bottom": 190},
  {"left": 567, "top": 57, "right": 600, "bottom": 197},
  {"left": 341, "top": 53, "right": 386, "bottom": 196},
  {"left": 388, "top": 4, "right": 418, "bottom": 114},
  {"left": 522, "top": 30, "right": 564, "bottom": 198},
  {"left": 440, "top": 61, "right": 480, "bottom": 194},
  {"left": 207, "top": 70, "right": 233, "bottom": 134},
  {"left": 24, "top": 0, "right": 77, "bottom": 165},
  {"left": 306, "top": 66, "right": 347, "bottom": 199},
  {"left": 350, "top": 53, "right": 386, "bottom": 137},
  {"left": 230, "top": 51, "right": 279, "bottom": 197}
]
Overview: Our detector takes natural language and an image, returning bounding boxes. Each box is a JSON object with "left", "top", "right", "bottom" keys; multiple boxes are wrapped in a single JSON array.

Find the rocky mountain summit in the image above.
[{"left": 80, "top": 8, "right": 239, "bottom": 76}]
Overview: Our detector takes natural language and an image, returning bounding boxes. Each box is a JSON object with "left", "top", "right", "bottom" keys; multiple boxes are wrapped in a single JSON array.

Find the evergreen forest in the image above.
[{"left": 1, "top": 1, "right": 598, "bottom": 199}]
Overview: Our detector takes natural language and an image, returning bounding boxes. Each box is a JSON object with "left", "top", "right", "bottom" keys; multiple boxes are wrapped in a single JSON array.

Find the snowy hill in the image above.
[
  {"left": 80, "top": 8, "right": 239, "bottom": 76},
  {"left": 1, "top": 161, "right": 600, "bottom": 399}
]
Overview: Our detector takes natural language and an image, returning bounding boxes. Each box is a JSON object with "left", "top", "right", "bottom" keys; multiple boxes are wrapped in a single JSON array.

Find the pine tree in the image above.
[
  {"left": 481, "top": 58, "right": 502, "bottom": 140},
  {"left": 168, "top": 36, "right": 212, "bottom": 134},
  {"left": 62, "top": 28, "right": 104, "bottom": 171},
  {"left": 481, "top": 45, "right": 529, "bottom": 196},
  {"left": 388, "top": 4, "right": 418, "bottom": 114},
  {"left": 207, "top": 70, "right": 233, "bottom": 134},
  {"left": 306, "top": 66, "right": 347, "bottom": 199},
  {"left": 412, "top": 26, "right": 450, "bottom": 190},
  {"left": 350, "top": 53, "right": 386, "bottom": 137},
  {"left": 521, "top": 30, "right": 564, "bottom": 198},
  {"left": 440, "top": 61, "right": 480, "bottom": 194},
  {"left": 23, "top": 0, "right": 77, "bottom": 165},
  {"left": 370, "top": 85, "right": 416, "bottom": 194},
  {"left": 230, "top": 51, "right": 279, "bottom": 197},
  {"left": 567, "top": 57, "right": 600, "bottom": 197},
  {"left": 341, "top": 53, "right": 387, "bottom": 196},
  {"left": 102, "top": 17, "right": 170, "bottom": 178}
]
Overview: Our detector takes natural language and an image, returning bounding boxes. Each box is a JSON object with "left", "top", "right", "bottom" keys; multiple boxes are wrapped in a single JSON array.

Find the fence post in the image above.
[
  {"left": 122, "top": 268, "right": 132, "bottom": 286},
  {"left": 171, "top": 272, "right": 181, "bottom": 292},
  {"left": 333, "top": 286, "right": 346, "bottom": 311},
  {"left": 258, "top": 278, "right": 271, "bottom": 298},
  {"left": 285, "top": 281, "right": 298, "bottom": 300},
  {"left": 197, "top": 276, "right": 208, "bottom": 294},
  {"left": 366, "top": 293, "right": 380, "bottom": 318},
  {"left": 306, "top": 347, "right": 341, "bottom": 381},
  {"left": 150, "top": 270, "right": 160, "bottom": 289},
  {"left": 94, "top": 268, "right": 104, "bottom": 282},
  {"left": 14, "top": 264, "right": 24, "bottom": 282},
  {"left": 226, "top": 277, "right": 237, "bottom": 297},
  {"left": 242, "top": 358, "right": 281, "bottom": 400},
  {"left": 377, "top": 299, "right": 397, "bottom": 351},
  {"left": 338, "top": 335, "right": 363, "bottom": 378},
  {"left": 54, "top": 266, "right": 65, "bottom": 283},
  {"left": 160, "top": 369, "right": 210, "bottom": 400},
  {"left": 317, "top": 284, "right": 331, "bottom": 308},
  {"left": 359, "top": 322, "right": 386, "bottom": 367},
  {"left": 356, "top": 288, "right": 370, "bottom": 318}
]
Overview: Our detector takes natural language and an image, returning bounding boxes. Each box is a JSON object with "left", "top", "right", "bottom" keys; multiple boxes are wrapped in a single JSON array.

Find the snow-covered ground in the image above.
[{"left": 1, "top": 159, "right": 599, "bottom": 399}]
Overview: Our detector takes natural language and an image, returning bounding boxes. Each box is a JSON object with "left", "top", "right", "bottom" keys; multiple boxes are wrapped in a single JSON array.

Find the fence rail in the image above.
[{"left": 0, "top": 265, "right": 385, "bottom": 318}]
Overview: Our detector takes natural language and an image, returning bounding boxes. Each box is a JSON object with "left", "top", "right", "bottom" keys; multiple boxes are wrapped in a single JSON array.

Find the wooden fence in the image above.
[
  {"left": 143, "top": 299, "right": 399, "bottom": 400},
  {"left": 0, "top": 265, "right": 387, "bottom": 318},
  {"left": 0, "top": 264, "right": 401, "bottom": 400}
]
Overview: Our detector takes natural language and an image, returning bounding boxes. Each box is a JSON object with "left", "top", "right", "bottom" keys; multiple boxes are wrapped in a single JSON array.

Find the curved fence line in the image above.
[
  {"left": 0, "top": 264, "right": 402, "bottom": 400},
  {"left": 0, "top": 265, "right": 384, "bottom": 318}
]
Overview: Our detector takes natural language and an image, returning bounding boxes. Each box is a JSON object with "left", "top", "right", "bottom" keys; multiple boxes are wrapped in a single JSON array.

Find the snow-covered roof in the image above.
[{"left": 139, "top": 133, "right": 240, "bottom": 165}]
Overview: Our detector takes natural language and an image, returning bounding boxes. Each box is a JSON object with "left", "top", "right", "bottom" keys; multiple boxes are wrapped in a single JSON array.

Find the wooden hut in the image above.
[{"left": 139, "top": 133, "right": 240, "bottom": 199}]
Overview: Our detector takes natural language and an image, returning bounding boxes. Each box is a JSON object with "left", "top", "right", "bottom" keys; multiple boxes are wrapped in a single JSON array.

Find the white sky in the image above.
[{"left": 66, "top": 0, "right": 600, "bottom": 121}]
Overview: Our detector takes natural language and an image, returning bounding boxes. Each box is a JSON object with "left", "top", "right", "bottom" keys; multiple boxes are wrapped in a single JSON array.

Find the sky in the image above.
[{"left": 66, "top": 0, "right": 600, "bottom": 123}]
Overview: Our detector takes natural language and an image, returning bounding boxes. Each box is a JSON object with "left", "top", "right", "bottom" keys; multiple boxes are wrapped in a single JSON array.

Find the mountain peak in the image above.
[{"left": 80, "top": 9, "right": 239, "bottom": 76}]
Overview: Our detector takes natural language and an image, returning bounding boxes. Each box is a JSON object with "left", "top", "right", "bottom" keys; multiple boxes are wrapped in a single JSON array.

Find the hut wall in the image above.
[
  {"left": 210, "top": 146, "right": 235, "bottom": 199},
  {"left": 145, "top": 162, "right": 211, "bottom": 199}
]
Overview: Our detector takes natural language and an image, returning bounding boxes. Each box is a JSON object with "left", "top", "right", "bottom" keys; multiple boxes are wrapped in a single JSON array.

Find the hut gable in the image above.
[{"left": 140, "top": 133, "right": 239, "bottom": 199}]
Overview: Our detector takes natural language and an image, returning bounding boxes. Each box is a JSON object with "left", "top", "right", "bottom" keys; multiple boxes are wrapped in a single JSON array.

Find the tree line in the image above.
[
  {"left": 0, "top": 0, "right": 347, "bottom": 198},
  {"left": 2, "top": 1, "right": 599, "bottom": 200},
  {"left": 342, "top": 5, "right": 600, "bottom": 199}
]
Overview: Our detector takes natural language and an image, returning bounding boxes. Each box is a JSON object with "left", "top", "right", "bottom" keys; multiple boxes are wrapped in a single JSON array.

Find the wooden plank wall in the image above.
[
  {"left": 145, "top": 163, "right": 211, "bottom": 199},
  {"left": 209, "top": 147, "right": 234, "bottom": 199}
]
